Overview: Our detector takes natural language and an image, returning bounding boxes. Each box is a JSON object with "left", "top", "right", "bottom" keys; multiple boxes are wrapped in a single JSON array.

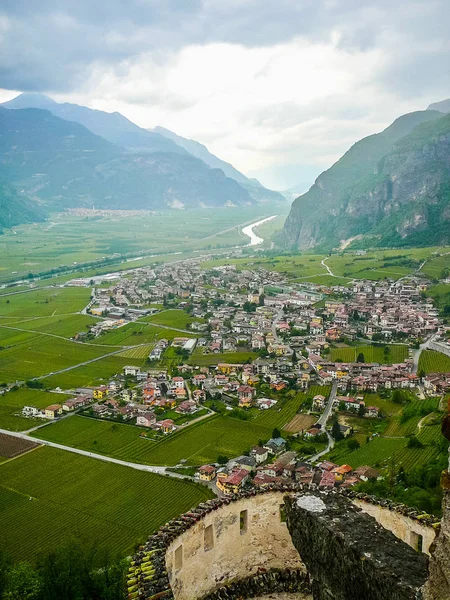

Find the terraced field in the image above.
[{"left": 0, "top": 446, "right": 213, "bottom": 562}]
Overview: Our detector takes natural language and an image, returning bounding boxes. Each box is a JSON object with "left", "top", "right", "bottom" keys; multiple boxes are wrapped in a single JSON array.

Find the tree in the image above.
[
  {"left": 272, "top": 427, "right": 281, "bottom": 439},
  {"left": 217, "top": 455, "right": 229, "bottom": 465},
  {"left": 331, "top": 421, "right": 343, "bottom": 441},
  {"left": 356, "top": 352, "right": 365, "bottom": 363},
  {"left": 3, "top": 562, "right": 41, "bottom": 600},
  {"left": 358, "top": 403, "right": 366, "bottom": 418},
  {"left": 407, "top": 435, "right": 423, "bottom": 449},
  {"left": 347, "top": 438, "right": 360, "bottom": 451}
]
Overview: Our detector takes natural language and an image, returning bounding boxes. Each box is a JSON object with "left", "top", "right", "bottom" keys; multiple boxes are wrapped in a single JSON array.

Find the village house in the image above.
[
  {"left": 44, "top": 404, "right": 62, "bottom": 419},
  {"left": 198, "top": 465, "right": 216, "bottom": 481},
  {"left": 237, "top": 385, "right": 256, "bottom": 407},
  {"left": 136, "top": 412, "right": 157, "bottom": 427},
  {"left": 216, "top": 468, "right": 249, "bottom": 494}
]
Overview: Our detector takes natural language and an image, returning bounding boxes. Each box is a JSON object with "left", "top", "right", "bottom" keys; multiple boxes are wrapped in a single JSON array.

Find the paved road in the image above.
[
  {"left": 412, "top": 332, "right": 440, "bottom": 373},
  {"left": 317, "top": 380, "right": 338, "bottom": 427}
]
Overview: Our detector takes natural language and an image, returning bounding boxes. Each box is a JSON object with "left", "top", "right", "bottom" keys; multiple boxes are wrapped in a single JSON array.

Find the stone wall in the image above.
[
  {"left": 165, "top": 492, "right": 305, "bottom": 600},
  {"left": 353, "top": 499, "right": 436, "bottom": 555},
  {"left": 284, "top": 492, "right": 429, "bottom": 600}
]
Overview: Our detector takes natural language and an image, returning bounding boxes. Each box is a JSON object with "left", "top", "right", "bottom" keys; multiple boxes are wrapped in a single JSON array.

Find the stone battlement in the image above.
[{"left": 128, "top": 483, "right": 439, "bottom": 600}]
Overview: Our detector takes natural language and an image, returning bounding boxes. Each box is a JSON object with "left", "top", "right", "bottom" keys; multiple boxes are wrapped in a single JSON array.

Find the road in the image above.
[
  {"left": 411, "top": 332, "right": 440, "bottom": 373},
  {"left": 321, "top": 257, "right": 336, "bottom": 277},
  {"left": 0, "top": 427, "right": 217, "bottom": 493},
  {"left": 307, "top": 380, "right": 338, "bottom": 463}
]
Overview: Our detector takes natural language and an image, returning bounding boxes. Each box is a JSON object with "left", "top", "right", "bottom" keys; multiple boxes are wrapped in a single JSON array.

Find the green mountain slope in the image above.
[
  {"left": 0, "top": 181, "right": 45, "bottom": 232},
  {"left": 282, "top": 110, "right": 449, "bottom": 249},
  {"left": 0, "top": 107, "right": 253, "bottom": 211}
]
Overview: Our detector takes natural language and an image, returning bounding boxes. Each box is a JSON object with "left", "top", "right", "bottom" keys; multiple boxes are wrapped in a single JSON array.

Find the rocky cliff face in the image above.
[{"left": 282, "top": 111, "right": 450, "bottom": 250}]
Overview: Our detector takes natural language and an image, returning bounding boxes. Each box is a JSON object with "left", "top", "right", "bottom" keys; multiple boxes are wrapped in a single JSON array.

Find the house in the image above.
[
  {"left": 158, "top": 419, "right": 176, "bottom": 434},
  {"left": 312, "top": 394, "right": 326, "bottom": 411},
  {"left": 176, "top": 400, "right": 197, "bottom": 414},
  {"left": 193, "top": 389, "right": 206, "bottom": 402},
  {"left": 228, "top": 455, "right": 256, "bottom": 472},
  {"left": 353, "top": 465, "right": 380, "bottom": 481},
  {"left": 172, "top": 376, "right": 185, "bottom": 389},
  {"left": 45, "top": 404, "right": 62, "bottom": 419},
  {"left": 365, "top": 406, "right": 380, "bottom": 418},
  {"left": 264, "top": 437, "right": 286, "bottom": 455},
  {"left": 93, "top": 386, "right": 108, "bottom": 400},
  {"left": 238, "top": 385, "right": 256, "bottom": 408},
  {"left": 304, "top": 427, "right": 322, "bottom": 439},
  {"left": 22, "top": 406, "right": 41, "bottom": 417},
  {"left": 250, "top": 446, "right": 269, "bottom": 464},
  {"left": 216, "top": 469, "right": 249, "bottom": 494},
  {"left": 333, "top": 464, "right": 353, "bottom": 482},
  {"left": 124, "top": 365, "right": 141, "bottom": 377},
  {"left": 319, "top": 470, "right": 335, "bottom": 488},
  {"left": 136, "top": 412, "right": 157, "bottom": 427},
  {"left": 198, "top": 465, "right": 216, "bottom": 481}
]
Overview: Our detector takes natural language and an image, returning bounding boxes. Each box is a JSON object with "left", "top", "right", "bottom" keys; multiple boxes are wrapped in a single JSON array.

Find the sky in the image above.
[{"left": 0, "top": 0, "right": 449, "bottom": 191}]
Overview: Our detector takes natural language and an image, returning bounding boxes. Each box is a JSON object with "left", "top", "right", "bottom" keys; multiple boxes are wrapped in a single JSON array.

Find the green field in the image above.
[
  {"left": 0, "top": 287, "right": 91, "bottom": 318},
  {"left": 144, "top": 309, "right": 204, "bottom": 329},
  {"left": 92, "top": 321, "right": 199, "bottom": 346},
  {"left": 330, "top": 344, "right": 408, "bottom": 364},
  {"left": 1, "top": 314, "right": 98, "bottom": 339},
  {"left": 419, "top": 350, "right": 450, "bottom": 374},
  {"left": 0, "top": 335, "right": 109, "bottom": 382},
  {"left": 0, "top": 208, "right": 273, "bottom": 284},
  {"left": 0, "top": 446, "right": 213, "bottom": 562}
]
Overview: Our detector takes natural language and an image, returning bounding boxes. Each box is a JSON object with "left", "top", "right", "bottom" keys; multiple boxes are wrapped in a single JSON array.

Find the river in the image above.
[{"left": 242, "top": 215, "right": 277, "bottom": 246}]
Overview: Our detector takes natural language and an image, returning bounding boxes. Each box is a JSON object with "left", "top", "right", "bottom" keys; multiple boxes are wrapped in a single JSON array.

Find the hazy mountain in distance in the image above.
[
  {"left": 282, "top": 109, "right": 450, "bottom": 250},
  {"left": 427, "top": 99, "right": 450, "bottom": 114},
  {"left": 2, "top": 93, "right": 188, "bottom": 155},
  {"left": 153, "top": 126, "right": 285, "bottom": 203},
  {"left": 0, "top": 107, "right": 253, "bottom": 211},
  {"left": 0, "top": 180, "right": 45, "bottom": 233}
]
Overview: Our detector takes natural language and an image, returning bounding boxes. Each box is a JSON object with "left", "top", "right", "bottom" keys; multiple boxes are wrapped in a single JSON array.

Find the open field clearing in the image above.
[
  {"left": 421, "top": 252, "right": 450, "bottom": 279},
  {"left": 92, "top": 321, "right": 199, "bottom": 346},
  {"left": 201, "top": 254, "right": 327, "bottom": 279},
  {"left": 143, "top": 309, "right": 204, "bottom": 329},
  {"left": 0, "top": 445, "right": 213, "bottom": 562},
  {"left": 330, "top": 344, "right": 408, "bottom": 364},
  {"left": 0, "top": 335, "right": 109, "bottom": 382},
  {"left": 284, "top": 413, "right": 316, "bottom": 433},
  {"left": 0, "top": 287, "right": 91, "bottom": 318},
  {"left": 254, "top": 386, "right": 328, "bottom": 430},
  {"left": 0, "top": 433, "right": 40, "bottom": 458},
  {"left": 419, "top": 350, "right": 450, "bottom": 374}
]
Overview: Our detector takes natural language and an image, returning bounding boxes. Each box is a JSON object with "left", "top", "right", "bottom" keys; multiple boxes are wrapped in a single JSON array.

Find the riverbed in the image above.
[{"left": 242, "top": 215, "right": 277, "bottom": 246}]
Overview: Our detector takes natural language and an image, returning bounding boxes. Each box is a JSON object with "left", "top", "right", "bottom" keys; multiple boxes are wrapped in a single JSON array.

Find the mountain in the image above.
[
  {"left": 282, "top": 110, "right": 450, "bottom": 250},
  {"left": 2, "top": 93, "right": 188, "bottom": 155},
  {"left": 0, "top": 107, "right": 253, "bottom": 210},
  {"left": 427, "top": 99, "right": 450, "bottom": 114},
  {"left": 0, "top": 180, "right": 45, "bottom": 232},
  {"left": 153, "top": 126, "right": 285, "bottom": 203},
  {"left": 3, "top": 93, "right": 284, "bottom": 202}
]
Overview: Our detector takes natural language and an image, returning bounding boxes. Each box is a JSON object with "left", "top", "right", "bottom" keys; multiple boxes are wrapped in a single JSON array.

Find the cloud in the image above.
[{"left": 0, "top": 0, "right": 449, "bottom": 188}]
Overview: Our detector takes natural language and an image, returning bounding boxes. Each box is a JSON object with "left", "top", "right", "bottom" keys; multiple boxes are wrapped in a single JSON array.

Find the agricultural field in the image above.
[
  {"left": 42, "top": 355, "right": 147, "bottom": 389},
  {"left": 0, "top": 287, "right": 91, "bottom": 318},
  {"left": 144, "top": 309, "right": 204, "bottom": 329},
  {"left": 0, "top": 314, "right": 98, "bottom": 339},
  {"left": 330, "top": 344, "right": 408, "bottom": 364},
  {"left": 284, "top": 413, "right": 316, "bottom": 433},
  {"left": 330, "top": 436, "right": 407, "bottom": 469},
  {"left": 117, "top": 344, "right": 154, "bottom": 359},
  {"left": 201, "top": 254, "right": 328, "bottom": 280},
  {"left": 0, "top": 389, "right": 72, "bottom": 431},
  {"left": 426, "top": 284, "right": 450, "bottom": 316},
  {"left": 419, "top": 350, "right": 450, "bottom": 374},
  {"left": 0, "top": 445, "right": 213, "bottom": 562},
  {"left": 0, "top": 433, "right": 39, "bottom": 459},
  {"left": 0, "top": 335, "right": 109, "bottom": 382},
  {"left": 421, "top": 252, "right": 450, "bottom": 279},
  {"left": 92, "top": 321, "right": 199, "bottom": 346},
  {"left": 254, "top": 386, "right": 329, "bottom": 430},
  {"left": 0, "top": 208, "right": 272, "bottom": 284}
]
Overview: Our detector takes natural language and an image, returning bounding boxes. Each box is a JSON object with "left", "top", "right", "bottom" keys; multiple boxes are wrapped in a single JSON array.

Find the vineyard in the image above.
[
  {"left": 0, "top": 446, "right": 213, "bottom": 562},
  {"left": 330, "top": 344, "right": 408, "bottom": 364},
  {"left": 418, "top": 350, "right": 450, "bottom": 374},
  {"left": 118, "top": 344, "right": 154, "bottom": 359}
]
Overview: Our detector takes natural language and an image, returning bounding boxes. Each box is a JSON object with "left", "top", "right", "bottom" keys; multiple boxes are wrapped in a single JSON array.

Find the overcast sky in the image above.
[{"left": 1, "top": 0, "right": 449, "bottom": 190}]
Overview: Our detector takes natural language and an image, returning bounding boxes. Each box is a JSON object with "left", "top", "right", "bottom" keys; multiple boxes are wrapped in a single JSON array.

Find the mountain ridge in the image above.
[{"left": 282, "top": 109, "right": 450, "bottom": 250}]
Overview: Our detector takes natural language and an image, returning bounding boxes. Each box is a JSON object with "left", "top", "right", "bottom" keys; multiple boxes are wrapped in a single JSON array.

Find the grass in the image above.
[
  {"left": 143, "top": 309, "right": 204, "bottom": 329},
  {"left": 330, "top": 344, "right": 408, "bottom": 364},
  {"left": 0, "top": 445, "right": 213, "bottom": 562},
  {"left": 92, "top": 321, "right": 199, "bottom": 346},
  {"left": 330, "top": 436, "right": 407, "bottom": 468},
  {"left": 0, "top": 314, "right": 97, "bottom": 338},
  {"left": 418, "top": 350, "right": 450, "bottom": 374}
]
